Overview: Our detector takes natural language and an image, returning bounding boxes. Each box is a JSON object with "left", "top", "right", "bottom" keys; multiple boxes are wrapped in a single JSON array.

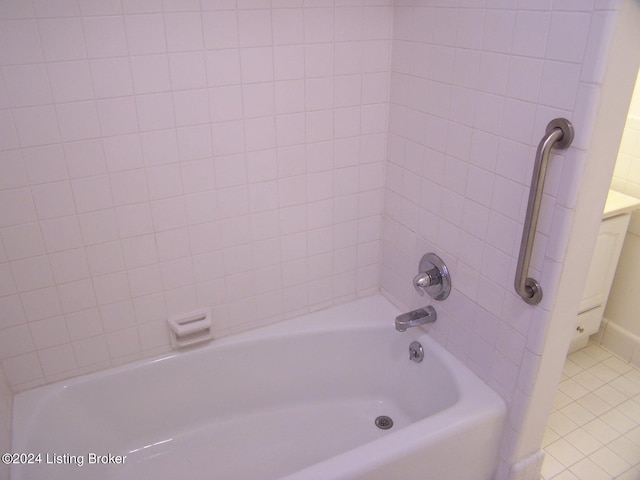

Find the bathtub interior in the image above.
[{"left": 11, "top": 296, "right": 502, "bottom": 480}]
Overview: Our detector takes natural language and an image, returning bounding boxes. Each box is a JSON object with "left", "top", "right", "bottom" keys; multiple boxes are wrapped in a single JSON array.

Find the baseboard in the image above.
[
  {"left": 598, "top": 318, "right": 640, "bottom": 367},
  {"left": 506, "top": 450, "right": 545, "bottom": 480}
]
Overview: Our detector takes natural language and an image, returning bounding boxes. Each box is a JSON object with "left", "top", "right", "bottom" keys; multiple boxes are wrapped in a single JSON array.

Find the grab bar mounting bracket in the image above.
[{"left": 546, "top": 118, "right": 574, "bottom": 149}]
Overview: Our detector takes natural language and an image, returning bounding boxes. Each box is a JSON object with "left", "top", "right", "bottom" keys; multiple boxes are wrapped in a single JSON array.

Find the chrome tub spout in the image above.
[{"left": 395, "top": 306, "right": 437, "bottom": 332}]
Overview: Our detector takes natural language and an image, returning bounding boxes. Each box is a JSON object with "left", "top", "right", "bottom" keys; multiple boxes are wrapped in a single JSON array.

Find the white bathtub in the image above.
[{"left": 11, "top": 295, "right": 505, "bottom": 480}]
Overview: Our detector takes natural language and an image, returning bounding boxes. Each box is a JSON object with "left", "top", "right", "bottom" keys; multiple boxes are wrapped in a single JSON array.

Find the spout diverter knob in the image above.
[{"left": 413, "top": 253, "right": 451, "bottom": 301}]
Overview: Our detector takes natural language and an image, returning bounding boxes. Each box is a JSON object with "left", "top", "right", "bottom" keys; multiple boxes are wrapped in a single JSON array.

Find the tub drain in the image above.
[{"left": 375, "top": 415, "right": 393, "bottom": 430}]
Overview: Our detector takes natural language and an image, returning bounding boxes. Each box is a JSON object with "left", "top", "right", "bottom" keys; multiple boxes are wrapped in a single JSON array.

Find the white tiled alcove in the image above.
[{"left": 0, "top": 1, "right": 630, "bottom": 479}]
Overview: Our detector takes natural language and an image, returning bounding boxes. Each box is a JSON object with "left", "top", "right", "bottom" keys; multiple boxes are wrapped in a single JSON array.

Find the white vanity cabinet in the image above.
[{"left": 572, "top": 191, "right": 640, "bottom": 350}]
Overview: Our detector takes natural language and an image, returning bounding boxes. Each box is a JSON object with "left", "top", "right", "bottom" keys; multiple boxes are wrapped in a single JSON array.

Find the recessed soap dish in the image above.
[{"left": 168, "top": 308, "right": 212, "bottom": 349}]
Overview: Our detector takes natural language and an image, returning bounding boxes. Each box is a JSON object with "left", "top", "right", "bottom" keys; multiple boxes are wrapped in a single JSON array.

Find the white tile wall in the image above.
[
  {"left": 381, "top": 1, "right": 619, "bottom": 479},
  {"left": 0, "top": 0, "right": 392, "bottom": 391}
]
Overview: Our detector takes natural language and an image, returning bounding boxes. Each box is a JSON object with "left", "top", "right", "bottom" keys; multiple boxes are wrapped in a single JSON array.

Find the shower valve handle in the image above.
[
  {"left": 413, "top": 268, "right": 441, "bottom": 292},
  {"left": 413, "top": 253, "right": 451, "bottom": 301}
]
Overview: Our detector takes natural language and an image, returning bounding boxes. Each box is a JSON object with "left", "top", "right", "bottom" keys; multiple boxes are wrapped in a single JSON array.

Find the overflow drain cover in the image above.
[{"left": 375, "top": 415, "right": 393, "bottom": 430}]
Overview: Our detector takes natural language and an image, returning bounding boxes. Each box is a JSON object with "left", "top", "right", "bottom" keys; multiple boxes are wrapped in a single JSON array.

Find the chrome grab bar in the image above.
[{"left": 514, "top": 118, "right": 574, "bottom": 305}]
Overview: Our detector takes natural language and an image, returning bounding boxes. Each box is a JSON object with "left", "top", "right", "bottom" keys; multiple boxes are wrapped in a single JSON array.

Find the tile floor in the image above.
[{"left": 541, "top": 343, "right": 640, "bottom": 480}]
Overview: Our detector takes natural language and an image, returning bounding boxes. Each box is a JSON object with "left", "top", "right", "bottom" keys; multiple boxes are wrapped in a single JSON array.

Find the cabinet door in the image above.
[
  {"left": 579, "top": 214, "right": 631, "bottom": 313},
  {"left": 574, "top": 305, "right": 604, "bottom": 341}
]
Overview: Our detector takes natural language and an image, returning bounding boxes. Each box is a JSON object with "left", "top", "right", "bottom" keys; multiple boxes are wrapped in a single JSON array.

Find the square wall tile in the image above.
[
  {"left": 164, "top": 12, "right": 204, "bottom": 52},
  {"left": 13, "top": 106, "right": 60, "bottom": 147},
  {"left": 83, "top": 16, "right": 128, "bottom": 58},
  {"left": 0, "top": 20, "right": 44, "bottom": 64},
  {"left": 90, "top": 58, "right": 134, "bottom": 98},
  {"left": 2, "top": 64, "right": 52, "bottom": 107},
  {"left": 125, "top": 14, "right": 166, "bottom": 55},
  {"left": 38, "top": 18, "right": 87, "bottom": 62}
]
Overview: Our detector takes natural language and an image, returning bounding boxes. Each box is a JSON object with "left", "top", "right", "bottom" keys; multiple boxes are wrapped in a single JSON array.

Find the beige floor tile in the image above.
[
  {"left": 569, "top": 457, "right": 612, "bottom": 480},
  {"left": 569, "top": 350, "right": 600, "bottom": 369},
  {"left": 590, "top": 362, "right": 622, "bottom": 383},
  {"left": 563, "top": 358, "right": 584, "bottom": 377},
  {"left": 600, "top": 409, "right": 636, "bottom": 434},
  {"left": 544, "top": 344, "right": 640, "bottom": 480},
  {"left": 548, "top": 410, "right": 579, "bottom": 437},
  {"left": 560, "top": 402, "right": 597, "bottom": 427},
  {"left": 558, "top": 378, "right": 591, "bottom": 401},
  {"left": 564, "top": 427, "right": 603, "bottom": 456},
  {"left": 551, "top": 470, "right": 581, "bottom": 480},
  {"left": 578, "top": 392, "right": 614, "bottom": 417},
  {"left": 594, "top": 383, "right": 631, "bottom": 407},
  {"left": 626, "top": 425, "right": 640, "bottom": 448},
  {"left": 546, "top": 438, "right": 584, "bottom": 468},
  {"left": 603, "top": 356, "right": 635, "bottom": 375},
  {"left": 583, "top": 417, "right": 622, "bottom": 444},
  {"left": 617, "top": 399, "right": 640, "bottom": 424},
  {"left": 609, "top": 436, "right": 640, "bottom": 466},
  {"left": 590, "top": 446, "right": 631, "bottom": 477},
  {"left": 542, "top": 453, "right": 567, "bottom": 480},
  {"left": 553, "top": 390, "right": 574, "bottom": 410},
  {"left": 543, "top": 426, "right": 561, "bottom": 447},
  {"left": 613, "top": 467, "right": 640, "bottom": 480},
  {"left": 582, "top": 344, "right": 614, "bottom": 362}
]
